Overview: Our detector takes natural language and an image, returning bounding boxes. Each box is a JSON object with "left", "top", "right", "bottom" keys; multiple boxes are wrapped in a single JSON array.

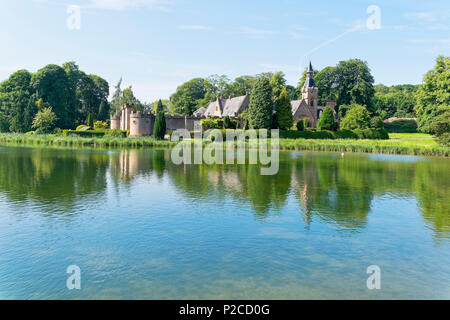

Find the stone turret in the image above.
[
  {"left": 110, "top": 113, "right": 121, "bottom": 130},
  {"left": 130, "top": 111, "right": 154, "bottom": 137}
]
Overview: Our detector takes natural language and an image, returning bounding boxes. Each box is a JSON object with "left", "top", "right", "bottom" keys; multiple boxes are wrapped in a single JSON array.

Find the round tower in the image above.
[{"left": 110, "top": 113, "right": 121, "bottom": 130}]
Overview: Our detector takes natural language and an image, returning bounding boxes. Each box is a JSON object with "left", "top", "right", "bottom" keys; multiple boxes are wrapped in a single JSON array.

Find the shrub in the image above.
[
  {"left": 430, "top": 108, "right": 450, "bottom": 146},
  {"left": 296, "top": 120, "right": 304, "bottom": 131},
  {"left": 384, "top": 119, "right": 418, "bottom": 133},
  {"left": 370, "top": 116, "right": 384, "bottom": 130},
  {"left": 317, "top": 107, "right": 336, "bottom": 131},
  {"left": 340, "top": 105, "right": 371, "bottom": 130},
  {"left": 32, "top": 107, "right": 57, "bottom": 134},
  {"left": 334, "top": 129, "right": 359, "bottom": 139},
  {"left": 279, "top": 130, "right": 335, "bottom": 140},
  {"left": 153, "top": 111, "right": 167, "bottom": 140},
  {"left": 275, "top": 87, "right": 294, "bottom": 130},
  {"left": 353, "top": 128, "right": 389, "bottom": 140},
  {"left": 87, "top": 113, "right": 94, "bottom": 128},
  {"left": 303, "top": 118, "right": 311, "bottom": 129},
  {"left": 94, "top": 121, "right": 109, "bottom": 130},
  {"left": 201, "top": 117, "right": 223, "bottom": 130},
  {"left": 104, "top": 129, "right": 127, "bottom": 138}
]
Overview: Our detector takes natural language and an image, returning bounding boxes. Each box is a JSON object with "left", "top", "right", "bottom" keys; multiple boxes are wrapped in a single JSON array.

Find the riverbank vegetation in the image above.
[{"left": 0, "top": 132, "right": 447, "bottom": 157}]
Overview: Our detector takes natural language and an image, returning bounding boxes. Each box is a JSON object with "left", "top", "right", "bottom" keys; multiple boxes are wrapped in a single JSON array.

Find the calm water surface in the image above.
[{"left": 0, "top": 146, "right": 449, "bottom": 299}]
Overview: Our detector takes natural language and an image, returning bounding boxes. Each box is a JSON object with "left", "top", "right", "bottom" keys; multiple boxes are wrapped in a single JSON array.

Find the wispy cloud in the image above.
[
  {"left": 404, "top": 12, "right": 442, "bottom": 22},
  {"left": 239, "top": 27, "right": 276, "bottom": 39},
  {"left": 178, "top": 25, "right": 211, "bottom": 31},
  {"left": 86, "top": 0, "right": 174, "bottom": 11}
]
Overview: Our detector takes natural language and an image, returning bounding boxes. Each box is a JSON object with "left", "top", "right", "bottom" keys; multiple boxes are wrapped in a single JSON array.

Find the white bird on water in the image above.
[{"left": 341, "top": 153, "right": 345, "bottom": 157}]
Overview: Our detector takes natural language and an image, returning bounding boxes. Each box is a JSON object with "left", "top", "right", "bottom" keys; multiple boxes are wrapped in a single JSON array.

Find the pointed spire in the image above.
[
  {"left": 308, "top": 61, "right": 313, "bottom": 73},
  {"left": 303, "top": 61, "right": 317, "bottom": 89}
]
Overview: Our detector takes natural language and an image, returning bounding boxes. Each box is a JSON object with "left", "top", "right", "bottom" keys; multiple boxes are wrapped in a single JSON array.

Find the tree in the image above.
[
  {"left": 248, "top": 77, "right": 273, "bottom": 129},
  {"left": 223, "top": 116, "right": 231, "bottom": 129},
  {"left": 296, "top": 120, "right": 304, "bottom": 131},
  {"left": 32, "top": 107, "right": 57, "bottom": 133},
  {"left": 275, "top": 87, "right": 293, "bottom": 130},
  {"left": 415, "top": 56, "right": 450, "bottom": 133},
  {"left": 340, "top": 105, "right": 371, "bottom": 130},
  {"left": 110, "top": 78, "right": 123, "bottom": 114},
  {"left": 430, "top": 107, "right": 450, "bottom": 146},
  {"left": 156, "top": 99, "right": 164, "bottom": 114},
  {"left": 370, "top": 116, "right": 384, "bottom": 130},
  {"left": 153, "top": 111, "right": 166, "bottom": 139},
  {"left": 317, "top": 107, "right": 335, "bottom": 131},
  {"left": 270, "top": 71, "right": 287, "bottom": 100},
  {"left": 31, "top": 64, "right": 72, "bottom": 129},
  {"left": 334, "top": 59, "right": 375, "bottom": 111},
  {"left": 230, "top": 75, "right": 255, "bottom": 96},
  {"left": 0, "top": 69, "right": 34, "bottom": 132},
  {"left": 170, "top": 78, "right": 208, "bottom": 115}
]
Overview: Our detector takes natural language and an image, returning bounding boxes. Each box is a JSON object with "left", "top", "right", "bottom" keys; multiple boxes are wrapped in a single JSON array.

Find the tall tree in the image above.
[
  {"left": 270, "top": 71, "right": 287, "bottom": 100},
  {"left": 317, "top": 106, "right": 336, "bottom": 131},
  {"left": 415, "top": 56, "right": 450, "bottom": 133},
  {"left": 0, "top": 70, "right": 34, "bottom": 132},
  {"left": 275, "top": 87, "right": 293, "bottom": 130},
  {"left": 170, "top": 78, "right": 208, "bottom": 115},
  {"left": 31, "top": 64, "right": 72, "bottom": 129},
  {"left": 248, "top": 77, "right": 273, "bottom": 129},
  {"left": 110, "top": 78, "right": 123, "bottom": 114}
]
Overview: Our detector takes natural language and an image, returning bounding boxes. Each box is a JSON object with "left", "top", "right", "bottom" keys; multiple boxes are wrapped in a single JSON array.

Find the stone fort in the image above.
[{"left": 111, "top": 62, "right": 336, "bottom": 136}]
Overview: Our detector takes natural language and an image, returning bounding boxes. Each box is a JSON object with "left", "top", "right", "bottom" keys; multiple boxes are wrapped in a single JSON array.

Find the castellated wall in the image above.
[
  {"left": 112, "top": 110, "right": 206, "bottom": 137},
  {"left": 130, "top": 112, "right": 154, "bottom": 137}
]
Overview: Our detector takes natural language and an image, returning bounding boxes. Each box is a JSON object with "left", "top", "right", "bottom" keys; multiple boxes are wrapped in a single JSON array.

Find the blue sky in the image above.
[{"left": 0, "top": 0, "right": 449, "bottom": 102}]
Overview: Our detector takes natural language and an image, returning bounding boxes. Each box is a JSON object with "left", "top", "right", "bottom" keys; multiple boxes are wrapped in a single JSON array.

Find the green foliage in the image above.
[
  {"left": 430, "top": 107, "right": 450, "bottom": 146},
  {"left": 94, "top": 121, "right": 108, "bottom": 130},
  {"left": 353, "top": 128, "right": 389, "bottom": 140},
  {"left": 32, "top": 107, "right": 57, "bottom": 133},
  {"left": 317, "top": 107, "right": 336, "bottom": 131},
  {"left": 384, "top": 120, "right": 418, "bottom": 133},
  {"left": 303, "top": 118, "right": 311, "bottom": 129},
  {"left": 248, "top": 77, "right": 273, "bottom": 129},
  {"left": 201, "top": 117, "right": 223, "bottom": 130},
  {"left": 170, "top": 78, "right": 209, "bottom": 115},
  {"left": 275, "top": 87, "right": 294, "bottom": 130},
  {"left": 153, "top": 111, "right": 167, "bottom": 140},
  {"left": 334, "top": 129, "right": 359, "bottom": 139},
  {"left": 64, "top": 130, "right": 106, "bottom": 137},
  {"left": 415, "top": 56, "right": 450, "bottom": 133},
  {"left": 296, "top": 120, "right": 304, "bottom": 131},
  {"left": 87, "top": 113, "right": 94, "bottom": 128},
  {"left": 340, "top": 105, "right": 371, "bottom": 130},
  {"left": 0, "top": 69, "right": 34, "bottom": 133},
  {"left": 373, "top": 84, "right": 418, "bottom": 119},
  {"left": 104, "top": 129, "right": 127, "bottom": 137},
  {"left": 222, "top": 116, "right": 238, "bottom": 129},
  {"left": 370, "top": 116, "right": 384, "bottom": 130},
  {"left": 279, "top": 130, "right": 335, "bottom": 139}
]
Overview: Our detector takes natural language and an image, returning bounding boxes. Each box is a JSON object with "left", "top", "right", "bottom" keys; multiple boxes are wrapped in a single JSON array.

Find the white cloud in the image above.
[
  {"left": 178, "top": 25, "right": 211, "bottom": 31},
  {"left": 86, "top": 0, "right": 173, "bottom": 11}
]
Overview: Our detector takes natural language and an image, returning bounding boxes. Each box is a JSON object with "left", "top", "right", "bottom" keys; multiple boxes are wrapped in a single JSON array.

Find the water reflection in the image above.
[{"left": 0, "top": 146, "right": 448, "bottom": 240}]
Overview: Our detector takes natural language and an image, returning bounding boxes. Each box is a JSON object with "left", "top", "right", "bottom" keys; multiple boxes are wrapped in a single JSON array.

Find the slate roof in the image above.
[{"left": 201, "top": 95, "right": 249, "bottom": 117}]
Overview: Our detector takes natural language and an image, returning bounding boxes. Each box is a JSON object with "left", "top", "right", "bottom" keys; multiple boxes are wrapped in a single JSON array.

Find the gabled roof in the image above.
[{"left": 201, "top": 95, "right": 249, "bottom": 117}]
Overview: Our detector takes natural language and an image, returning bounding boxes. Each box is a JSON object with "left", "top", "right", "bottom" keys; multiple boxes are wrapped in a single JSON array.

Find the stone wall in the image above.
[
  {"left": 110, "top": 114, "right": 121, "bottom": 130},
  {"left": 130, "top": 112, "right": 154, "bottom": 137}
]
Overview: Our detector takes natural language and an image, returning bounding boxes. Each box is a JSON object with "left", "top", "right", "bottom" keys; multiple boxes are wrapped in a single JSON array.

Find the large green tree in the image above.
[
  {"left": 275, "top": 87, "right": 293, "bottom": 130},
  {"left": 170, "top": 78, "right": 208, "bottom": 115},
  {"left": 0, "top": 70, "right": 35, "bottom": 132},
  {"left": 317, "top": 106, "right": 336, "bottom": 131},
  {"left": 248, "top": 77, "right": 273, "bottom": 129},
  {"left": 415, "top": 56, "right": 450, "bottom": 133},
  {"left": 340, "top": 104, "right": 371, "bottom": 130},
  {"left": 31, "top": 64, "right": 72, "bottom": 129}
]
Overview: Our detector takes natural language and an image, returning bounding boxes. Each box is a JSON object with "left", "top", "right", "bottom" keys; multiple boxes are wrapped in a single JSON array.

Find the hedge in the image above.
[
  {"left": 384, "top": 120, "right": 417, "bottom": 133},
  {"left": 63, "top": 129, "right": 128, "bottom": 138}
]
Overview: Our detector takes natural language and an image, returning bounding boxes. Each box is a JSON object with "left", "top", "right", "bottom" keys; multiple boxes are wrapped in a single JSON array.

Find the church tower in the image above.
[{"left": 301, "top": 61, "right": 318, "bottom": 108}]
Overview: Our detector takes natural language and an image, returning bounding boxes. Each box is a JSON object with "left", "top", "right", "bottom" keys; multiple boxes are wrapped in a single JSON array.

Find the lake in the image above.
[{"left": 0, "top": 145, "right": 449, "bottom": 299}]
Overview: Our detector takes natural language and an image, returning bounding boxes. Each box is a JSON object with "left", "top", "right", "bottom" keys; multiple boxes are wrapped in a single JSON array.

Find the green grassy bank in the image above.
[{"left": 0, "top": 133, "right": 448, "bottom": 157}]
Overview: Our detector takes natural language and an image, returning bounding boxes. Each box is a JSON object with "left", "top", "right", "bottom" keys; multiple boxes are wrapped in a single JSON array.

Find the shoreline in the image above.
[{"left": 0, "top": 133, "right": 448, "bottom": 157}]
